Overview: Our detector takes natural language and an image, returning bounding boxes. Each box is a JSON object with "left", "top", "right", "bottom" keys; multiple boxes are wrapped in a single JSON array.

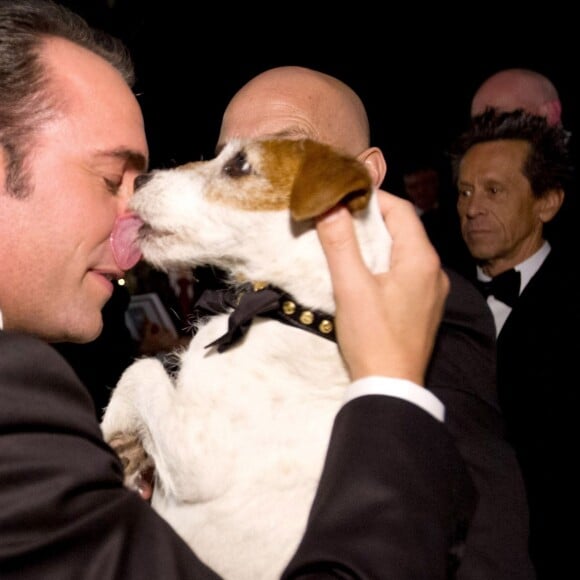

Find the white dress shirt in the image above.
[{"left": 346, "top": 376, "right": 444, "bottom": 421}]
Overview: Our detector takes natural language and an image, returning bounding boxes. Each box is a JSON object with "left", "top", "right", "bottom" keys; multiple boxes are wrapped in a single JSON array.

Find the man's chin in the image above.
[{"left": 52, "top": 318, "right": 104, "bottom": 344}]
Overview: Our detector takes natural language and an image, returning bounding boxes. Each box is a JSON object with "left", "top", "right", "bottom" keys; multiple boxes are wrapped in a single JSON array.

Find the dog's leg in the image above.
[
  {"left": 102, "top": 356, "right": 230, "bottom": 503},
  {"left": 101, "top": 357, "right": 174, "bottom": 494}
]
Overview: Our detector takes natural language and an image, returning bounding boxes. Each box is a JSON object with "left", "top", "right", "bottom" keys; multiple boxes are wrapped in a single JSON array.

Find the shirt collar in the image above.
[
  {"left": 517, "top": 241, "right": 551, "bottom": 292},
  {"left": 477, "top": 240, "right": 551, "bottom": 293}
]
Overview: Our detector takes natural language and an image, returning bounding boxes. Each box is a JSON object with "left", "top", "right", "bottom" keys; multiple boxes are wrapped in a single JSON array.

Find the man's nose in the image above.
[{"left": 463, "top": 191, "right": 486, "bottom": 217}]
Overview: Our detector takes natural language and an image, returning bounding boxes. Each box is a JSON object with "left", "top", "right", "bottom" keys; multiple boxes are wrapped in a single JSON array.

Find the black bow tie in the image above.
[
  {"left": 194, "top": 282, "right": 336, "bottom": 352},
  {"left": 476, "top": 269, "right": 521, "bottom": 308}
]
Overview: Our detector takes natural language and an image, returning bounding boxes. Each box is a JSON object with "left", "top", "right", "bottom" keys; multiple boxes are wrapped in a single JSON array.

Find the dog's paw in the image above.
[
  {"left": 101, "top": 356, "right": 169, "bottom": 438},
  {"left": 107, "top": 431, "right": 156, "bottom": 500}
]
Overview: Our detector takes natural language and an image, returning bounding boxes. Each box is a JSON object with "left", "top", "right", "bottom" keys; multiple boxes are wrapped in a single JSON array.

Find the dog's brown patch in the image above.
[
  {"left": 289, "top": 140, "right": 372, "bottom": 220},
  {"left": 201, "top": 140, "right": 299, "bottom": 212},
  {"left": 201, "top": 139, "right": 372, "bottom": 219}
]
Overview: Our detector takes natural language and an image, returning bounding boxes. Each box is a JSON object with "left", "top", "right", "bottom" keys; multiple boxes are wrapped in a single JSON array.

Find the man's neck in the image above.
[
  {"left": 479, "top": 237, "right": 547, "bottom": 278},
  {"left": 477, "top": 241, "right": 551, "bottom": 283}
]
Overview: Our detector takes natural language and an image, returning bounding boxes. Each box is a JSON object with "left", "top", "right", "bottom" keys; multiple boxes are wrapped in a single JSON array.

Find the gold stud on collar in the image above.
[
  {"left": 282, "top": 300, "right": 296, "bottom": 315},
  {"left": 252, "top": 281, "right": 268, "bottom": 291},
  {"left": 319, "top": 319, "right": 333, "bottom": 334},
  {"left": 299, "top": 310, "right": 314, "bottom": 325}
]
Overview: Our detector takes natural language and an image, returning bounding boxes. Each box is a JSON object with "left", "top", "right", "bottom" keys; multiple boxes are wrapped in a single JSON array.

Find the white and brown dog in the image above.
[{"left": 101, "top": 138, "right": 391, "bottom": 580}]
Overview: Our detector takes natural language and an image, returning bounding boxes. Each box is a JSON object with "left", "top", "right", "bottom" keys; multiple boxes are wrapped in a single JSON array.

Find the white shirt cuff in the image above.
[{"left": 344, "top": 376, "right": 445, "bottom": 422}]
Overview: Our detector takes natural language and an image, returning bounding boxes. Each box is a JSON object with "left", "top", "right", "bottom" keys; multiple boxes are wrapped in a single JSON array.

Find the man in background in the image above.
[
  {"left": 216, "top": 65, "right": 534, "bottom": 580},
  {"left": 471, "top": 68, "right": 562, "bottom": 126},
  {"left": 469, "top": 67, "right": 575, "bottom": 256},
  {"left": 451, "top": 108, "right": 578, "bottom": 578}
]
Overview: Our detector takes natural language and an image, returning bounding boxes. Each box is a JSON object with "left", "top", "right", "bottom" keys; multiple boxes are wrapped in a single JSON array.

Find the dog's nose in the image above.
[{"left": 134, "top": 173, "right": 153, "bottom": 190}]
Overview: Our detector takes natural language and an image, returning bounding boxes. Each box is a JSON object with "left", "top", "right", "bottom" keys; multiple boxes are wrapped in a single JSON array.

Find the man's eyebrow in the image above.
[{"left": 96, "top": 148, "right": 148, "bottom": 171}]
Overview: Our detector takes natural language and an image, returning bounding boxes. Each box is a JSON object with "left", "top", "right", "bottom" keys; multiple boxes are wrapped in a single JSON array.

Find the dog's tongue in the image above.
[{"left": 110, "top": 213, "right": 143, "bottom": 270}]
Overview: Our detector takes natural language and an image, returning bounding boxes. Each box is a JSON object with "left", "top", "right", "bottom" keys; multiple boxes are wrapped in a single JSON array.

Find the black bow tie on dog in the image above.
[
  {"left": 194, "top": 282, "right": 336, "bottom": 352},
  {"left": 476, "top": 268, "right": 521, "bottom": 308}
]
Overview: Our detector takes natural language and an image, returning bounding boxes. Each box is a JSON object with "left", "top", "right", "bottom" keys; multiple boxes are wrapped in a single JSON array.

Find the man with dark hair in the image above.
[
  {"left": 0, "top": 2, "right": 475, "bottom": 578},
  {"left": 451, "top": 108, "right": 578, "bottom": 579}
]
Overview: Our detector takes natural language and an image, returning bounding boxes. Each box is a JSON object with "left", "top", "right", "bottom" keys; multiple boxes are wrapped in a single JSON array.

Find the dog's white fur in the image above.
[{"left": 101, "top": 138, "right": 391, "bottom": 580}]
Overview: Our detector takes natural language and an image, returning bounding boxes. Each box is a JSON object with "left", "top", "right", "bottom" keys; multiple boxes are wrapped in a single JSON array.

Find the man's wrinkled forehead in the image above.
[{"left": 215, "top": 127, "right": 312, "bottom": 156}]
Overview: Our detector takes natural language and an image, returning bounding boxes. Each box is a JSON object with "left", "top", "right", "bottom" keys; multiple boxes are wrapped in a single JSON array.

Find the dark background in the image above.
[{"left": 61, "top": 0, "right": 579, "bottom": 193}]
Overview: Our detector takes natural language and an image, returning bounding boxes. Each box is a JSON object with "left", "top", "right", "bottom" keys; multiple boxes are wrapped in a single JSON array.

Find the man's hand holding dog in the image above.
[{"left": 316, "top": 190, "right": 449, "bottom": 386}]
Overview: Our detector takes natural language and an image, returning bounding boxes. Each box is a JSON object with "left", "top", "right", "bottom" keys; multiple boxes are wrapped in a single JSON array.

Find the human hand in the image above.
[{"left": 316, "top": 190, "right": 449, "bottom": 385}]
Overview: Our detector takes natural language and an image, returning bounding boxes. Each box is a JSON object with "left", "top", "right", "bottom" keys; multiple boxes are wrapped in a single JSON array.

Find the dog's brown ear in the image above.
[{"left": 290, "top": 140, "right": 373, "bottom": 221}]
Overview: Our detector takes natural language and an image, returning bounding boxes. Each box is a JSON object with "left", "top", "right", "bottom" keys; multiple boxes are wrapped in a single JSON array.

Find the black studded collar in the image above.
[{"left": 193, "top": 281, "right": 336, "bottom": 352}]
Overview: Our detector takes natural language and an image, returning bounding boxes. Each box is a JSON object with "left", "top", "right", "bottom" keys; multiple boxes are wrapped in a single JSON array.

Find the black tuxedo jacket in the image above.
[
  {"left": 494, "top": 248, "right": 580, "bottom": 579},
  {"left": 425, "top": 269, "right": 534, "bottom": 580},
  {"left": 0, "top": 330, "right": 474, "bottom": 579}
]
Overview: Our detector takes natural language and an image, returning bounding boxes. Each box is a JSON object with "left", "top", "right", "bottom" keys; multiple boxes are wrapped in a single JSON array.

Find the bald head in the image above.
[
  {"left": 217, "top": 66, "right": 370, "bottom": 157},
  {"left": 471, "top": 68, "right": 562, "bottom": 126}
]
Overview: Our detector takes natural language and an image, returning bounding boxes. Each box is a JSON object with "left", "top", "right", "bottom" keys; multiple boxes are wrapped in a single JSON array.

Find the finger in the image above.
[
  {"left": 315, "top": 205, "right": 371, "bottom": 288},
  {"left": 377, "top": 191, "right": 440, "bottom": 268}
]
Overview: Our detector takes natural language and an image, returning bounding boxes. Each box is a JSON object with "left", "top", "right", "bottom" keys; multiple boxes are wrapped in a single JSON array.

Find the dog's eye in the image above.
[{"left": 223, "top": 151, "right": 251, "bottom": 178}]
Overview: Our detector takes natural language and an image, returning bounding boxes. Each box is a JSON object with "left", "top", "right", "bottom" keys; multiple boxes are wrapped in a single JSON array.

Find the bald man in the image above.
[
  {"left": 471, "top": 68, "right": 562, "bottom": 126},
  {"left": 219, "top": 67, "right": 388, "bottom": 192},
  {"left": 217, "top": 66, "right": 534, "bottom": 580}
]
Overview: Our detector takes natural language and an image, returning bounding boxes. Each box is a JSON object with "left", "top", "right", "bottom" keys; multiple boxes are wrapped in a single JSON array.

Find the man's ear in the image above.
[
  {"left": 538, "top": 188, "right": 565, "bottom": 223},
  {"left": 540, "top": 99, "right": 562, "bottom": 127},
  {"left": 357, "top": 147, "right": 387, "bottom": 189}
]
